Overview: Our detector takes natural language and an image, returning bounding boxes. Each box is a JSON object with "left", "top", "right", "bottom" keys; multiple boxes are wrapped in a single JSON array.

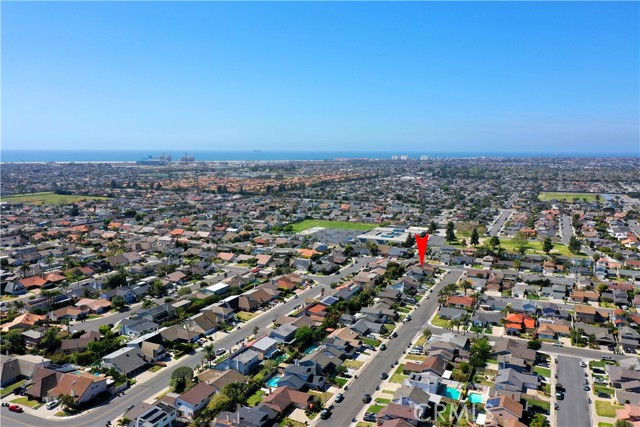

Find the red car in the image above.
[{"left": 8, "top": 404, "right": 23, "bottom": 413}]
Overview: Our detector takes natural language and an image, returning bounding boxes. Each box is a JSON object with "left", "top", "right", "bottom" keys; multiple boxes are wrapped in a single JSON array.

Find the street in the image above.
[
  {"left": 488, "top": 209, "right": 514, "bottom": 237},
  {"left": 559, "top": 215, "right": 574, "bottom": 245},
  {"left": 556, "top": 355, "right": 591, "bottom": 427}
]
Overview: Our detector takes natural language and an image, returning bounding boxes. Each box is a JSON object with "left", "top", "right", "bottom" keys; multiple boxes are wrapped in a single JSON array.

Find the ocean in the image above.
[{"left": 0, "top": 149, "right": 633, "bottom": 163}]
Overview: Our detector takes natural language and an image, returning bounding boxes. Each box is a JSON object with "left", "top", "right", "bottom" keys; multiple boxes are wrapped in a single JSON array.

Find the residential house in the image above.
[
  {"left": 176, "top": 382, "right": 217, "bottom": 420},
  {"left": 102, "top": 347, "right": 148, "bottom": 377}
]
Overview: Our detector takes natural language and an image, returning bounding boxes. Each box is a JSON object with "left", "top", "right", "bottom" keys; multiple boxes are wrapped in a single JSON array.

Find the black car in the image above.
[
  {"left": 380, "top": 372, "right": 389, "bottom": 380},
  {"left": 320, "top": 409, "right": 331, "bottom": 420},
  {"left": 380, "top": 344, "right": 387, "bottom": 351},
  {"left": 556, "top": 391, "right": 564, "bottom": 400},
  {"left": 362, "top": 394, "right": 372, "bottom": 403},
  {"left": 363, "top": 413, "right": 377, "bottom": 422},
  {"left": 335, "top": 393, "right": 344, "bottom": 403},
  {"left": 391, "top": 332, "right": 398, "bottom": 338},
  {"left": 596, "top": 392, "right": 610, "bottom": 399}
]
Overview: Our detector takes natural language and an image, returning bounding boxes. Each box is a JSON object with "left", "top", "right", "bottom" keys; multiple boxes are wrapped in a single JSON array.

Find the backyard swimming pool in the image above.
[
  {"left": 444, "top": 386, "right": 461, "bottom": 400},
  {"left": 468, "top": 392, "right": 483, "bottom": 404},
  {"left": 266, "top": 376, "right": 282, "bottom": 387}
]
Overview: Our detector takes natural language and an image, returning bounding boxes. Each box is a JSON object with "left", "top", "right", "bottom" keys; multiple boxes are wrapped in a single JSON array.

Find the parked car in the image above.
[
  {"left": 380, "top": 344, "right": 387, "bottom": 351},
  {"left": 8, "top": 405, "right": 23, "bottom": 413},
  {"left": 596, "top": 392, "right": 610, "bottom": 399},
  {"left": 363, "top": 413, "right": 377, "bottom": 422},
  {"left": 46, "top": 400, "right": 59, "bottom": 410},
  {"left": 582, "top": 384, "right": 591, "bottom": 391},
  {"left": 601, "top": 355, "right": 614, "bottom": 361},
  {"left": 579, "top": 360, "right": 587, "bottom": 367},
  {"left": 362, "top": 394, "right": 372, "bottom": 403},
  {"left": 215, "top": 348, "right": 226, "bottom": 356},
  {"left": 320, "top": 409, "right": 331, "bottom": 420},
  {"left": 556, "top": 391, "right": 564, "bottom": 400},
  {"left": 335, "top": 393, "right": 344, "bottom": 403},
  {"left": 380, "top": 372, "right": 389, "bottom": 380},
  {"left": 552, "top": 341, "right": 563, "bottom": 347}
]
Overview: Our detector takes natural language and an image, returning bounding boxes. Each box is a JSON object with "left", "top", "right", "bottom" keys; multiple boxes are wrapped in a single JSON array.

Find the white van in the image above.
[{"left": 46, "top": 400, "right": 59, "bottom": 410}]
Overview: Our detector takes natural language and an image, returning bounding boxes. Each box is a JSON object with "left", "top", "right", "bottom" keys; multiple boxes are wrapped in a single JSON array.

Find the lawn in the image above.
[
  {"left": 356, "top": 423, "right": 375, "bottom": 427},
  {"left": 290, "top": 220, "right": 376, "bottom": 233},
  {"left": 590, "top": 360, "right": 606, "bottom": 369},
  {"left": 334, "top": 377, "right": 348, "bottom": 388},
  {"left": 533, "top": 367, "right": 551, "bottom": 378},
  {"left": 11, "top": 397, "right": 43, "bottom": 409},
  {"left": 362, "top": 337, "right": 381, "bottom": 347},
  {"left": 278, "top": 418, "right": 306, "bottom": 427},
  {"left": 375, "top": 398, "right": 391, "bottom": 404},
  {"left": 405, "top": 354, "right": 428, "bottom": 361},
  {"left": 538, "top": 192, "right": 601, "bottom": 202},
  {"left": 598, "top": 423, "right": 614, "bottom": 427},
  {"left": 499, "top": 238, "right": 573, "bottom": 256},
  {"left": 148, "top": 364, "right": 163, "bottom": 373},
  {"left": 367, "top": 404, "right": 386, "bottom": 414},
  {"left": 343, "top": 360, "right": 364, "bottom": 369},
  {"left": 594, "top": 385, "right": 615, "bottom": 397},
  {"left": 0, "top": 191, "right": 109, "bottom": 205},
  {"left": 1, "top": 379, "right": 25, "bottom": 396},
  {"left": 523, "top": 398, "right": 550, "bottom": 413},
  {"left": 236, "top": 311, "right": 258, "bottom": 322},
  {"left": 390, "top": 364, "right": 408, "bottom": 384},
  {"left": 431, "top": 316, "right": 450, "bottom": 328},
  {"left": 308, "top": 390, "right": 332, "bottom": 404},
  {"left": 595, "top": 401, "right": 623, "bottom": 418},
  {"left": 247, "top": 389, "right": 266, "bottom": 406}
]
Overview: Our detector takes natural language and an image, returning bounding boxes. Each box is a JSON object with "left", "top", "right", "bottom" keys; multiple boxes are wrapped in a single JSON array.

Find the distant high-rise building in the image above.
[
  {"left": 420, "top": 156, "right": 430, "bottom": 160},
  {"left": 392, "top": 155, "right": 409, "bottom": 160}
]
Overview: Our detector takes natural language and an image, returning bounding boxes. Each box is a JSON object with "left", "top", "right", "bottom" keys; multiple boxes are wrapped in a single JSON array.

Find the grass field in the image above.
[
  {"left": 247, "top": 389, "right": 266, "bottom": 406},
  {"left": 1, "top": 192, "right": 109, "bottom": 205},
  {"left": 367, "top": 404, "right": 386, "bottom": 414},
  {"left": 236, "top": 311, "right": 258, "bottom": 322},
  {"left": 538, "top": 192, "right": 601, "bottom": 202},
  {"left": 290, "top": 220, "right": 376, "bottom": 233},
  {"left": 595, "top": 400, "right": 622, "bottom": 418},
  {"left": 533, "top": 367, "right": 551, "bottom": 378},
  {"left": 343, "top": 360, "right": 364, "bottom": 369},
  {"left": 498, "top": 238, "right": 573, "bottom": 256}
]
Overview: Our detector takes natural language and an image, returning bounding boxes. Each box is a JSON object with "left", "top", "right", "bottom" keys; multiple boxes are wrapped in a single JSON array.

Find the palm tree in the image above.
[
  {"left": 203, "top": 344, "right": 214, "bottom": 368},
  {"left": 58, "top": 394, "right": 76, "bottom": 412},
  {"left": 461, "top": 280, "right": 473, "bottom": 296},
  {"left": 19, "top": 262, "right": 31, "bottom": 278}
]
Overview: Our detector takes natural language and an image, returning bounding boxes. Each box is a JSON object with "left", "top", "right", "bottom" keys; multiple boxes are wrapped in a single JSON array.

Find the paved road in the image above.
[
  {"left": 0, "top": 257, "right": 373, "bottom": 427},
  {"left": 506, "top": 192, "right": 520, "bottom": 208},
  {"left": 317, "top": 270, "right": 465, "bottom": 427},
  {"left": 556, "top": 355, "right": 591, "bottom": 427},
  {"left": 560, "top": 215, "right": 574, "bottom": 245},
  {"left": 488, "top": 209, "right": 514, "bottom": 237}
]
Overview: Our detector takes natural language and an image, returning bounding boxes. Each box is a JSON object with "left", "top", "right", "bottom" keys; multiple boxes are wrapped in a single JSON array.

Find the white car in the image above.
[
  {"left": 579, "top": 360, "right": 587, "bottom": 367},
  {"left": 46, "top": 400, "right": 60, "bottom": 410},
  {"left": 552, "top": 341, "right": 563, "bottom": 347}
]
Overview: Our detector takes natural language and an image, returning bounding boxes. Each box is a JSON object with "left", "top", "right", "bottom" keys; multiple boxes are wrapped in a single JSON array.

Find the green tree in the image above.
[
  {"left": 39, "top": 327, "right": 61, "bottom": 354},
  {"left": 568, "top": 236, "right": 581, "bottom": 254},
  {"left": 469, "top": 337, "right": 492, "bottom": 368},
  {"left": 445, "top": 222, "right": 456, "bottom": 242},
  {"left": 148, "top": 280, "right": 167, "bottom": 298},
  {"left": 2, "top": 329, "right": 26, "bottom": 354},
  {"left": 403, "top": 233, "right": 416, "bottom": 248},
  {"left": 489, "top": 236, "right": 500, "bottom": 248},
  {"left": 422, "top": 328, "right": 432, "bottom": 339},
  {"left": 58, "top": 394, "right": 77, "bottom": 411},
  {"left": 366, "top": 241, "right": 379, "bottom": 256},
  {"left": 142, "top": 299, "right": 157, "bottom": 310},
  {"left": 527, "top": 339, "right": 542, "bottom": 350},
  {"left": 177, "top": 287, "right": 192, "bottom": 297},
  {"left": 111, "top": 295, "right": 126, "bottom": 311},
  {"left": 530, "top": 414, "right": 549, "bottom": 427},
  {"left": 470, "top": 228, "right": 479, "bottom": 246},
  {"left": 203, "top": 344, "right": 215, "bottom": 368},
  {"left": 615, "top": 421, "right": 633, "bottom": 427},
  {"left": 428, "top": 221, "right": 437, "bottom": 234},
  {"left": 171, "top": 366, "right": 194, "bottom": 393},
  {"left": 295, "top": 326, "right": 314, "bottom": 350},
  {"left": 543, "top": 237, "right": 553, "bottom": 254}
]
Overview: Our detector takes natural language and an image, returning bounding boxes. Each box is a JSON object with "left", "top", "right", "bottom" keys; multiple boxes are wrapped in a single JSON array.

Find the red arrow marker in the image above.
[{"left": 415, "top": 234, "right": 430, "bottom": 266}]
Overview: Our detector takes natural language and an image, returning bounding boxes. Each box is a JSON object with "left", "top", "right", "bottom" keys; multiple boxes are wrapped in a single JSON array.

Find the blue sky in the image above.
[{"left": 2, "top": 2, "right": 639, "bottom": 154}]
